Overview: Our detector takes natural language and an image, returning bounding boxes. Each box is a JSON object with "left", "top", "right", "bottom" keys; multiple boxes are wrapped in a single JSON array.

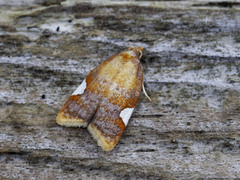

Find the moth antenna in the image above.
[{"left": 142, "top": 83, "right": 152, "bottom": 102}]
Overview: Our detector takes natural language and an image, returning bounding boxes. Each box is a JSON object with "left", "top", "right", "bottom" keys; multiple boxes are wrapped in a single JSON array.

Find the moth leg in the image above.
[{"left": 142, "top": 83, "right": 152, "bottom": 102}]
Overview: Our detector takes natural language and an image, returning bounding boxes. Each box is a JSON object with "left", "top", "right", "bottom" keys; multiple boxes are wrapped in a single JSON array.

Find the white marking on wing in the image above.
[
  {"left": 120, "top": 108, "right": 134, "bottom": 126},
  {"left": 72, "top": 79, "right": 87, "bottom": 95}
]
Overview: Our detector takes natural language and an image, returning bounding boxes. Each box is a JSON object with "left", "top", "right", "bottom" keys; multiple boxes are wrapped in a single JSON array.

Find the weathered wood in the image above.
[{"left": 0, "top": 0, "right": 240, "bottom": 179}]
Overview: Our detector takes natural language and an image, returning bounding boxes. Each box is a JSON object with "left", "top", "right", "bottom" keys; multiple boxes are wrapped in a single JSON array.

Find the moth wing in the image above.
[
  {"left": 87, "top": 61, "right": 143, "bottom": 151},
  {"left": 56, "top": 53, "right": 120, "bottom": 127},
  {"left": 56, "top": 75, "right": 100, "bottom": 127}
]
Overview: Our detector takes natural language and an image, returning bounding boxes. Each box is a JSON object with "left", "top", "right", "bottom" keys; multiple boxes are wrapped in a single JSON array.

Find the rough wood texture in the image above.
[{"left": 1, "top": 0, "right": 240, "bottom": 179}]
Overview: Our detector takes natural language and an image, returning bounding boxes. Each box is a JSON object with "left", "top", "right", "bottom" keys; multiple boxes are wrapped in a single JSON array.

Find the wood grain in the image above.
[{"left": 0, "top": 0, "right": 240, "bottom": 179}]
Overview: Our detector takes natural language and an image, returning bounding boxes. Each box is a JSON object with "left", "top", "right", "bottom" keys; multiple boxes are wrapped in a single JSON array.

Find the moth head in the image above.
[{"left": 126, "top": 47, "right": 143, "bottom": 60}]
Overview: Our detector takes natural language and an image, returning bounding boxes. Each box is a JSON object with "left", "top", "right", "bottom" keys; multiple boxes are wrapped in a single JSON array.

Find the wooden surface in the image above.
[{"left": 1, "top": 0, "right": 240, "bottom": 179}]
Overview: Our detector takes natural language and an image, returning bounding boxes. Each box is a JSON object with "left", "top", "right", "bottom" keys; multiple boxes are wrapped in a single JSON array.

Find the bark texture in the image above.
[{"left": 0, "top": 0, "right": 240, "bottom": 179}]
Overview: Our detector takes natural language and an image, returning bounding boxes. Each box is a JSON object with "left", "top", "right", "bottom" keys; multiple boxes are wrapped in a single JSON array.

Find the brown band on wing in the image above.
[
  {"left": 87, "top": 97, "right": 125, "bottom": 151},
  {"left": 56, "top": 89, "right": 100, "bottom": 127}
]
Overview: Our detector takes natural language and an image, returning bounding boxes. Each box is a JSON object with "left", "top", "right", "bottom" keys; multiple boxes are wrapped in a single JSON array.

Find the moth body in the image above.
[{"left": 56, "top": 47, "right": 143, "bottom": 151}]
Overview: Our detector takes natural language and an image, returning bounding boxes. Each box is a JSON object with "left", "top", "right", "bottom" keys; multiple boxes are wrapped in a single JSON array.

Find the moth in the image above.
[{"left": 56, "top": 47, "right": 150, "bottom": 151}]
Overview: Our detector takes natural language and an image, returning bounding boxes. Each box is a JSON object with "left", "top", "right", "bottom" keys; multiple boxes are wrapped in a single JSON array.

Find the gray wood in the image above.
[{"left": 0, "top": 0, "right": 240, "bottom": 179}]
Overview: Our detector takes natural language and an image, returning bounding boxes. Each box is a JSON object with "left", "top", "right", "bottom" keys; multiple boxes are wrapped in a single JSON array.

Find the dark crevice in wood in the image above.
[{"left": 193, "top": 1, "right": 240, "bottom": 8}]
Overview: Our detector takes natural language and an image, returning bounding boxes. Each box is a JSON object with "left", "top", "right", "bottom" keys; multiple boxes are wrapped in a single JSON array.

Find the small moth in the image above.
[{"left": 56, "top": 47, "right": 144, "bottom": 151}]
